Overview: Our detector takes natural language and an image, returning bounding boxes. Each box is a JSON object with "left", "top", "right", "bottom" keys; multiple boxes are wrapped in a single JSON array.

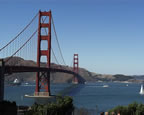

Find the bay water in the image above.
[{"left": 4, "top": 82, "right": 144, "bottom": 112}]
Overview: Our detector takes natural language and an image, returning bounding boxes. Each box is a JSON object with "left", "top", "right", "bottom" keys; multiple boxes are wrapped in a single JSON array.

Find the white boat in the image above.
[
  {"left": 12, "top": 78, "right": 21, "bottom": 86},
  {"left": 103, "top": 85, "right": 109, "bottom": 88},
  {"left": 139, "top": 85, "right": 144, "bottom": 95},
  {"left": 25, "top": 82, "right": 29, "bottom": 85}
]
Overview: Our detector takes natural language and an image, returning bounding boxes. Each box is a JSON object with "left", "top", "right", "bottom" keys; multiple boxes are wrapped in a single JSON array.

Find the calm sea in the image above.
[{"left": 4, "top": 82, "right": 144, "bottom": 112}]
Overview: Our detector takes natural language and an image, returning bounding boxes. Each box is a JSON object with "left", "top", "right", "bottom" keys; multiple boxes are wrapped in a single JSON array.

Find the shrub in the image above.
[
  {"left": 25, "top": 96, "right": 74, "bottom": 115},
  {"left": 0, "top": 100, "right": 17, "bottom": 115},
  {"left": 108, "top": 102, "right": 144, "bottom": 115}
]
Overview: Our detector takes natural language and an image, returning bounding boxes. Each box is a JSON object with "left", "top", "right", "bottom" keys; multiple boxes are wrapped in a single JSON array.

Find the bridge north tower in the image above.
[
  {"left": 73, "top": 54, "right": 79, "bottom": 84},
  {"left": 35, "top": 10, "right": 51, "bottom": 96}
]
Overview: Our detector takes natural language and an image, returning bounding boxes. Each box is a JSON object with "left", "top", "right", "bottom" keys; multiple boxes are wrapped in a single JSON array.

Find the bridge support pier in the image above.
[{"left": 0, "top": 59, "right": 4, "bottom": 101}]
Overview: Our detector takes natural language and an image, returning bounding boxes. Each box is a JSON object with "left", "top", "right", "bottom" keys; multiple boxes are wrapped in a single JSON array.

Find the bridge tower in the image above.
[
  {"left": 0, "top": 59, "right": 4, "bottom": 101},
  {"left": 35, "top": 10, "right": 51, "bottom": 96},
  {"left": 73, "top": 54, "right": 79, "bottom": 84}
]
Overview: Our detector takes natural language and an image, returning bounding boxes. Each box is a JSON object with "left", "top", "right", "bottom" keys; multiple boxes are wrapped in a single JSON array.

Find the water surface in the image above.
[{"left": 4, "top": 82, "right": 144, "bottom": 112}]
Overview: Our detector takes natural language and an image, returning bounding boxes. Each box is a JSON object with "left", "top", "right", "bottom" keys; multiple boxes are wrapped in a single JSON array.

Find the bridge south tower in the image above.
[{"left": 35, "top": 10, "right": 51, "bottom": 96}]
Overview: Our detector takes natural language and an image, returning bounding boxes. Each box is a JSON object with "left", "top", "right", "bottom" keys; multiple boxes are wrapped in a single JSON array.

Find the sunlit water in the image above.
[{"left": 4, "top": 82, "right": 144, "bottom": 112}]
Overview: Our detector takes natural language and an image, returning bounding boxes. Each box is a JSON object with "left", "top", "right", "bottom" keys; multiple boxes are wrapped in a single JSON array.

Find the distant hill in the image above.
[
  {"left": 3, "top": 57, "right": 137, "bottom": 83},
  {"left": 132, "top": 75, "right": 144, "bottom": 80}
]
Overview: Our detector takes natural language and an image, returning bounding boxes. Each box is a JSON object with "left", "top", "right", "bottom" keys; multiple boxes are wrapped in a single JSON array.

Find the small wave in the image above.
[
  {"left": 21, "top": 84, "right": 35, "bottom": 87},
  {"left": 86, "top": 85, "right": 109, "bottom": 88},
  {"left": 86, "top": 85, "right": 103, "bottom": 88}
]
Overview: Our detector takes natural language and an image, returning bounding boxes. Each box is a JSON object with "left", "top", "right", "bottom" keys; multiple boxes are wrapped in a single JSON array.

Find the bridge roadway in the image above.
[{"left": 2, "top": 66, "right": 78, "bottom": 76}]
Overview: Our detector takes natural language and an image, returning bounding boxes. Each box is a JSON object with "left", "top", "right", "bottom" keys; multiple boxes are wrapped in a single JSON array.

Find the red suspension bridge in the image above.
[{"left": 0, "top": 10, "right": 81, "bottom": 101}]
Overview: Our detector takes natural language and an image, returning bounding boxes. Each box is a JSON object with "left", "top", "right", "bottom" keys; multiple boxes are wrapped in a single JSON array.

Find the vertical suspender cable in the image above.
[{"left": 0, "top": 12, "right": 38, "bottom": 52}]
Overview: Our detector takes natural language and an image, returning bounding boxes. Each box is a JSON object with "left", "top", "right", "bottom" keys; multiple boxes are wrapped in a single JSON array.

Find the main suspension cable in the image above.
[
  {"left": 51, "top": 48, "right": 59, "bottom": 65},
  {"left": 5, "top": 29, "right": 38, "bottom": 63},
  {"left": 51, "top": 15, "right": 66, "bottom": 65},
  {"left": 41, "top": 17, "right": 60, "bottom": 65}
]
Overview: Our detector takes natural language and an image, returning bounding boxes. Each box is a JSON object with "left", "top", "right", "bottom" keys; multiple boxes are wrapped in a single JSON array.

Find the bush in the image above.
[
  {"left": 0, "top": 100, "right": 17, "bottom": 115},
  {"left": 25, "top": 96, "right": 74, "bottom": 115},
  {"left": 108, "top": 102, "right": 144, "bottom": 115},
  {"left": 74, "top": 108, "right": 89, "bottom": 115}
]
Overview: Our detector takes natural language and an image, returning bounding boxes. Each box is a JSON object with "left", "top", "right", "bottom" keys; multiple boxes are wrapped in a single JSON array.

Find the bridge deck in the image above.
[{"left": 2, "top": 66, "right": 78, "bottom": 76}]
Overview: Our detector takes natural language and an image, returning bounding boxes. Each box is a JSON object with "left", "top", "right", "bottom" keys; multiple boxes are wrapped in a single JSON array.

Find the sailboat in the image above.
[{"left": 139, "top": 85, "right": 144, "bottom": 95}]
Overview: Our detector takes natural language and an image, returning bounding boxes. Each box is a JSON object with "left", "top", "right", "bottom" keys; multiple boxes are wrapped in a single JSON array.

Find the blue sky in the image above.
[{"left": 0, "top": 0, "right": 144, "bottom": 75}]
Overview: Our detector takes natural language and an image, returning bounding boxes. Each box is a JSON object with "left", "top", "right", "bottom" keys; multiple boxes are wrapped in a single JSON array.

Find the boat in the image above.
[
  {"left": 11, "top": 79, "right": 21, "bottom": 86},
  {"left": 102, "top": 85, "right": 109, "bottom": 88},
  {"left": 25, "top": 82, "right": 29, "bottom": 85},
  {"left": 139, "top": 85, "right": 144, "bottom": 95}
]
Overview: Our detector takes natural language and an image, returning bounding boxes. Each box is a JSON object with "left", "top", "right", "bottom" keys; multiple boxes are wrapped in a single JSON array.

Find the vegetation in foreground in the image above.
[
  {"left": 108, "top": 102, "right": 144, "bottom": 115},
  {"left": 25, "top": 96, "right": 74, "bottom": 115},
  {"left": 2, "top": 98, "right": 144, "bottom": 115},
  {"left": 0, "top": 100, "right": 17, "bottom": 115}
]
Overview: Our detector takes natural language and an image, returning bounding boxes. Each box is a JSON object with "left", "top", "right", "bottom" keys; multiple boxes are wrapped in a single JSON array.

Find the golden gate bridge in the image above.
[{"left": 0, "top": 10, "right": 81, "bottom": 101}]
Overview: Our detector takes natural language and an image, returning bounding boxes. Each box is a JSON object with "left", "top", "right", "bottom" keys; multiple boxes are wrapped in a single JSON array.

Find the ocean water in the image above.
[{"left": 4, "top": 82, "right": 144, "bottom": 112}]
